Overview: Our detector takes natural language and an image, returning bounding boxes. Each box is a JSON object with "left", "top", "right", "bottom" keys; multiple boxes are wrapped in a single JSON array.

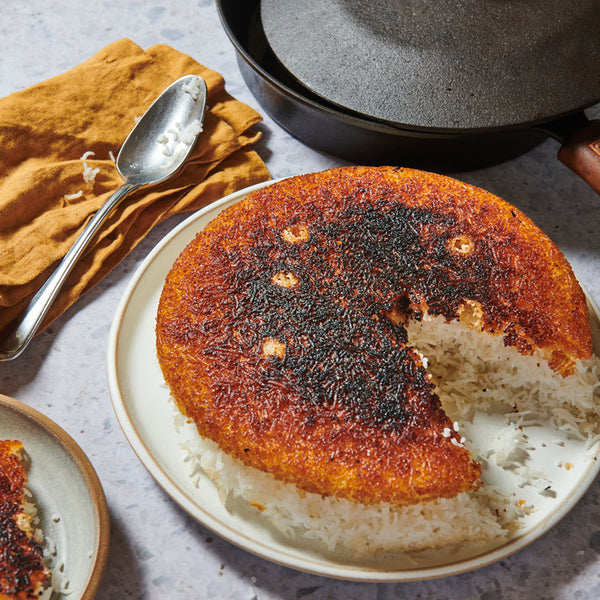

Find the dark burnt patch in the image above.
[{"left": 195, "top": 197, "right": 515, "bottom": 433}]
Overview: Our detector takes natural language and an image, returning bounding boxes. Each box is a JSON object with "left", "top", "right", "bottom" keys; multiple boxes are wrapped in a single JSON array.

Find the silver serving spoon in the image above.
[{"left": 0, "top": 74, "right": 207, "bottom": 361}]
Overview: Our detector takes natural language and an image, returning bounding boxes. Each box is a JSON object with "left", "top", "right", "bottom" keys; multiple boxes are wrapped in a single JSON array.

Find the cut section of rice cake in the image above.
[
  {"left": 0, "top": 440, "right": 50, "bottom": 600},
  {"left": 156, "top": 166, "right": 593, "bottom": 507}
]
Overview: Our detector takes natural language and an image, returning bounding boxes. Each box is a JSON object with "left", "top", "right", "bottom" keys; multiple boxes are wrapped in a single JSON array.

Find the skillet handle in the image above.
[{"left": 556, "top": 119, "right": 600, "bottom": 194}]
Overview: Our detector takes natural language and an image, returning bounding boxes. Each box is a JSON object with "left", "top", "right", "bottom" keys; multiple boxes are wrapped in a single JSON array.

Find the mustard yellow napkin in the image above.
[{"left": 0, "top": 39, "right": 271, "bottom": 335}]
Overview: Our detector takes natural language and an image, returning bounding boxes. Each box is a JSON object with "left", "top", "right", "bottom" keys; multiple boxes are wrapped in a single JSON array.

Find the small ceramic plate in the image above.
[
  {"left": 0, "top": 394, "right": 110, "bottom": 598},
  {"left": 107, "top": 181, "right": 600, "bottom": 581}
]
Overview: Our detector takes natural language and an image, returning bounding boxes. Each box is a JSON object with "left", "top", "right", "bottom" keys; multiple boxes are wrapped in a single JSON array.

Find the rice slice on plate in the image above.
[{"left": 0, "top": 440, "right": 53, "bottom": 600}]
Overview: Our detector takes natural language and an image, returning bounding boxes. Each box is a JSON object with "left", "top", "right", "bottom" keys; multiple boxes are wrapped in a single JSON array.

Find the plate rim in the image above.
[
  {"left": 0, "top": 393, "right": 111, "bottom": 599},
  {"left": 106, "top": 179, "right": 600, "bottom": 582}
]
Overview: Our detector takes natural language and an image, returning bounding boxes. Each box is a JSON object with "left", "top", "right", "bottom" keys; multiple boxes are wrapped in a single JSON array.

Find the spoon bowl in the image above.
[
  {"left": 0, "top": 74, "right": 208, "bottom": 361},
  {"left": 118, "top": 75, "right": 207, "bottom": 186}
]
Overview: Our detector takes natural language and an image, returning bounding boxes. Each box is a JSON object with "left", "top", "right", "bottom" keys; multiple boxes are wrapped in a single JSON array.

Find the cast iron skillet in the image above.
[
  {"left": 216, "top": 0, "right": 600, "bottom": 188},
  {"left": 261, "top": 0, "right": 599, "bottom": 132}
]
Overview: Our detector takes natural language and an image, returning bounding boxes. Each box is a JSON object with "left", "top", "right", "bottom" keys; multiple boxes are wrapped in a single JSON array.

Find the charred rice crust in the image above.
[
  {"left": 0, "top": 440, "right": 49, "bottom": 600},
  {"left": 156, "top": 166, "right": 591, "bottom": 506}
]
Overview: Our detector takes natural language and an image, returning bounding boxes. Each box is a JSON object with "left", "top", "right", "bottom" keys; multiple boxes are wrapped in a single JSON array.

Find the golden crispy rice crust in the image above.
[
  {"left": 156, "top": 166, "right": 592, "bottom": 506},
  {"left": 0, "top": 440, "right": 49, "bottom": 600}
]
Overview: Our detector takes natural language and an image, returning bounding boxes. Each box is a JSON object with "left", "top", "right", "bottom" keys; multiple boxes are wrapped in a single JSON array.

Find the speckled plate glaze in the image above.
[
  {"left": 107, "top": 180, "right": 600, "bottom": 581},
  {"left": 0, "top": 394, "right": 110, "bottom": 598}
]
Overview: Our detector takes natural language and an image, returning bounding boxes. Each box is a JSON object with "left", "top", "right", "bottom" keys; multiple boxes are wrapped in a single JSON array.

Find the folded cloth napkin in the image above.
[{"left": 0, "top": 38, "right": 271, "bottom": 337}]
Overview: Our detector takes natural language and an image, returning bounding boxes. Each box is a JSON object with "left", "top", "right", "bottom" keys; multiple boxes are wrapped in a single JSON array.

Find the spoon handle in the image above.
[{"left": 0, "top": 182, "right": 138, "bottom": 361}]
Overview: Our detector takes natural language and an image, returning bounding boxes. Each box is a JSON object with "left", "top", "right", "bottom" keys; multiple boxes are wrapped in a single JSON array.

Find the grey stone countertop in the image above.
[{"left": 1, "top": 2, "right": 599, "bottom": 599}]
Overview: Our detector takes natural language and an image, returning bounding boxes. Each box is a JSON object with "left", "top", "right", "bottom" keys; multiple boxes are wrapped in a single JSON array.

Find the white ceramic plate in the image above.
[
  {"left": 0, "top": 394, "right": 110, "bottom": 598},
  {"left": 106, "top": 180, "right": 600, "bottom": 581}
]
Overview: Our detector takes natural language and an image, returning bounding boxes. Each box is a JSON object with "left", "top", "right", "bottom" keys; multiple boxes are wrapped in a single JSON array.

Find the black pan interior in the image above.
[
  {"left": 217, "top": 0, "right": 550, "bottom": 170},
  {"left": 261, "top": 0, "right": 600, "bottom": 132}
]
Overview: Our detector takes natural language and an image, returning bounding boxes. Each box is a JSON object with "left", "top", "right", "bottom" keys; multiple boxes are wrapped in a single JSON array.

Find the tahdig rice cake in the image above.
[{"left": 156, "top": 166, "right": 599, "bottom": 553}]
